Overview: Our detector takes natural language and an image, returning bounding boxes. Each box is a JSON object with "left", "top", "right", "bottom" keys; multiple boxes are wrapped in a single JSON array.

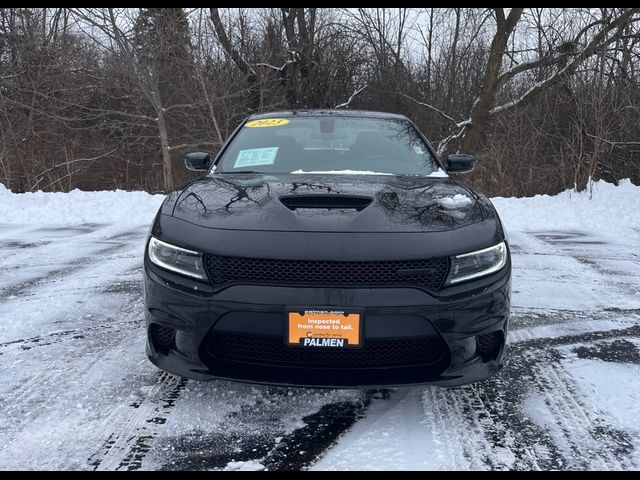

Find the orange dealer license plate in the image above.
[{"left": 287, "top": 309, "right": 362, "bottom": 348}]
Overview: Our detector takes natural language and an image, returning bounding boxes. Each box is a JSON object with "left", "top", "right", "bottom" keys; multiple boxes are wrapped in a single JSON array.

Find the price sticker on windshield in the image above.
[{"left": 245, "top": 118, "right": 289, "bottom": 128}]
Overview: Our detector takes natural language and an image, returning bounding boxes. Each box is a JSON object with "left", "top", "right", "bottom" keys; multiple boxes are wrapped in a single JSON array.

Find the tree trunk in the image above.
[
  {"left": 209, "top": 8, "right": 259, "bottom": 108},
  {"left": 445, "top": 8, "right": 461, "bottom": 110},
  {"left": 426, "top": 9, "right": 434, "bottom": 91},
  {"left": 460, "top": 8, "right": 523, "bottom": 154},
  {"left": 157, "top": 108, "right": 173, "bottom": 192}
]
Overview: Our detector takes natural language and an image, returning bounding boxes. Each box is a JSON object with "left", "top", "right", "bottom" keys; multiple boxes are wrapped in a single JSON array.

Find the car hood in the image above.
[{"left": 170, "top": 173, "right": 494, "bottom": 233}]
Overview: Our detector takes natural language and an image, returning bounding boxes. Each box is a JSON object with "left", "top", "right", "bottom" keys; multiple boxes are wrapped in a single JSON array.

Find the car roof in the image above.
[{"left": 248, "top": 109, "right": 409, "bottom": 121}]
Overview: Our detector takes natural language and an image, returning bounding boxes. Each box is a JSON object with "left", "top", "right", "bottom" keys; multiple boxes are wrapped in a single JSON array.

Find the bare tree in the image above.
[
  {"left": 71, "top": 8, "right": 201, "bottom": 191},
  {"left": 1, "top": 8, "right": 639, "bottom": 195},
  {"left": 436, "top": 8, "right": 640, "bottom": 155}
]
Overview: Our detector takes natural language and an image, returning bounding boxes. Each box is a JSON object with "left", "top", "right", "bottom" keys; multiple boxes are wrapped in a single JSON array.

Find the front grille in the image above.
[
  {"left": 204, "top": 255, "right": 449, "bottom": 290},
  {"left": 205, "top": 334, "right": 445, "bottom": 368}
]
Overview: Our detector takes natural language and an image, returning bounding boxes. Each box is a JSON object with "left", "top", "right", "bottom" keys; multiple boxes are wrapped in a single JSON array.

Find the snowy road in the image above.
[{"left": 1, "top": 181, "right": 639, "bottom": 470}]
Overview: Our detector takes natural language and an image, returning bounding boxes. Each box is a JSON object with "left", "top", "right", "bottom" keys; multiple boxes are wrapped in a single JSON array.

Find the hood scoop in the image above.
[{"left": 280, "top": 195, "right": 373, "bottom": 211}]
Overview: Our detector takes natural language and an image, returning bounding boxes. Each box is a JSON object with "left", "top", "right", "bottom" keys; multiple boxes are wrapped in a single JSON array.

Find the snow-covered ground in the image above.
[{"left": 0, "top": 179, "right": 639, "bottom": 470}]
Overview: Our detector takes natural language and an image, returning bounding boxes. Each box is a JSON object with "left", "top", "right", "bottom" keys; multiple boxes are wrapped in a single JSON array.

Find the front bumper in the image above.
[{"left": 143, "top": 259, "right": 511, "bottom": 388}]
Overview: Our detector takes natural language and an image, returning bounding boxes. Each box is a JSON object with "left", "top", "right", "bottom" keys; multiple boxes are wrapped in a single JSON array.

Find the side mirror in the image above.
[
  {"left": 184, "top": 152, "right": 211, "bottom": 172},
  {"left": 446, "top": 154, "right": 475, "bottom": 174}
]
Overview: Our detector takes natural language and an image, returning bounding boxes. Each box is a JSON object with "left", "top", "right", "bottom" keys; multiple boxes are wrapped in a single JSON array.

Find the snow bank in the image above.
[
  {"left": 492, "top": 179, "right": 640, "bottom": 242},
  {"left": 0, "top": 186, "right": 165, "bottom": 227},
  {"left": 0, "top": 179, "right": 638, "bottom": 238}
]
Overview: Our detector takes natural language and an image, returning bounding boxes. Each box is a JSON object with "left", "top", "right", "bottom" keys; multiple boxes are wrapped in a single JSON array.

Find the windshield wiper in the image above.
[{"left": 218, "top": 171, "right": 264, "bottom": 174}]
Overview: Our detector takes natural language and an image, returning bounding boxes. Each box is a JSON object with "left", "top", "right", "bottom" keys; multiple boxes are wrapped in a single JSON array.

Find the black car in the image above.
[{"left": 143, "top": 110, "right": 511, "bottom": 388}]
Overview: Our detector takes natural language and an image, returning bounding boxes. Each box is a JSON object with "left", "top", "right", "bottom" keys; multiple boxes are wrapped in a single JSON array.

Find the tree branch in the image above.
[
  {"left": 399, "top": 92, "right": 464, "bottom": 127},
  {"left": 437, "top": 125, "right": 468, "bottom": 157},
  {"left": 31, "top": 148, "right": 120, "bottom": 189},
  {"left": 162, "top": 101, "right": 210, "bottom": 113},
  {"left": 209, "top": 8, "right": 257, "bottom": 80},
  {"left": 496, "top": 52, "right": 571, "bottom": 90},
  {"left": 334, "top": 84, "right": 368, "bottom": 109},
  {"left": 168, "top": 142, "right": 221, "bottom": 151},
  {"left": 490, "top": 8, "right": 639, "bottom": 116}
]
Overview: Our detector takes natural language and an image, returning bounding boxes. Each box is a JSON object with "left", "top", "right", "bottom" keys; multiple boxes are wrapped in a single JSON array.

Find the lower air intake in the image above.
[
  {"left": 476, "top": 331, "right": 502, "bottom": 357},
  {"left": 205, "top": 334, "right": 445, "bottom": 368},
  {"left": 151, "top": 324, "right": 175, "bottom": 351}
]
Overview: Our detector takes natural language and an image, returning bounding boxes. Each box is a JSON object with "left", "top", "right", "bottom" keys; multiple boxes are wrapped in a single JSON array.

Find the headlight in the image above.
[
  {"left": 445, "top": 241, "right": 507, "bottom": 285},
  {"left": 147, "top": 237, "right": 207, "bottom": 280}
]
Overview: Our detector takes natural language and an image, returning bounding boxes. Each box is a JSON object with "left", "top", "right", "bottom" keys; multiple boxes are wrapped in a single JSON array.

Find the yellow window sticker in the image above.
[{"left": 245, "top": 118, "right": 289, "bottom": 128}]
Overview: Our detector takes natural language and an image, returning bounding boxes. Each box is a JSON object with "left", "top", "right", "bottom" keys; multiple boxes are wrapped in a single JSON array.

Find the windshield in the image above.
[{"left": 214, "top": 116, "right": 444, "bottom": 176}]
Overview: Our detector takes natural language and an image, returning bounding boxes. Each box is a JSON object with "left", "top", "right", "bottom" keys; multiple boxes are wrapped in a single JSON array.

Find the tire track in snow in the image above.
[
  {"left": 0, "top": 222, "right": 146, "bottom": 302},
  {"left": 423, "top": 370, "right": 563, "bottom": 471},
  {"left": 258, "top": 393, "right": 375, "bottom": 471},
  {"left": 423, "top": 357, "right": 570, "bottom": 470},
  {"left": 530, "top": 232, "right": 640, "bottom": 310},
  {"left": 0, "top": 268, "right": 147, "bottom": 446},
  {"left": 0, "top": 269, "right": 145, "bottom": 356},
  {"left": 152, "top": 389, "right": 379, "bottom": 471},
  {"left": 0, "top": 318, "right": 142, "bottom": 355},
  {"left": 0, "top": 369, "right": 70, "bottom": 421},
  {"left": 531, "top": 358, "right": 634, "bottom": 470},
  {"left": 510, "top": 324, "right": 640, "bottom": 351},
  {"left": 0, "top": 224, "right": 97, "bottom": 263},
  {"left": 1, "top": 225, "right": 163, "bottom": 471},
  {"left": 88, "top": 371, "right": 189, "bottom": 471},
  {"left": 0, "top": 339, "right": 141, "bottom": 444},
  {"left": 435, "top": 357, "right": 565, "bottom": 471},
  {"left": 0, "top": 240, "right": 140, "bottom": 303},
  {"left": 414, "top": 319, "right": 640, "bottom": 471},
  {"left": 420, "top": 387, "right": 473, "bottom": 470},
  {"left": 438, "top": 329, "right": 640, "bottom": 471},
  {"left": 302, "top": 320, "right": 640, "bottom": 471}
]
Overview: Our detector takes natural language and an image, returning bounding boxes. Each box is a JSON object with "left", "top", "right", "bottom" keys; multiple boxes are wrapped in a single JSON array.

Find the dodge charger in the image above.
[{"left": 143, "top": 110, "right": 511, "bottom": 388}]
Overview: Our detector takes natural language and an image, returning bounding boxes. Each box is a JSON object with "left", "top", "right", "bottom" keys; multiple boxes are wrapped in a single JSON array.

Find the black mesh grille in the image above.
[
  {"left": 280, "top": 195, "right": 372, "bottom": 210},
  {"left": 205, "top": 334, "right": 445, "bottom": 368},
  {"left": 204, "top": 255, "right": 449, "bottom": 290},
  {"left": 151, "top": 324, "right": 175, "bottom": 348},
  {"left": 477, "top": 332, "right": 501, "bottom": 354}
]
